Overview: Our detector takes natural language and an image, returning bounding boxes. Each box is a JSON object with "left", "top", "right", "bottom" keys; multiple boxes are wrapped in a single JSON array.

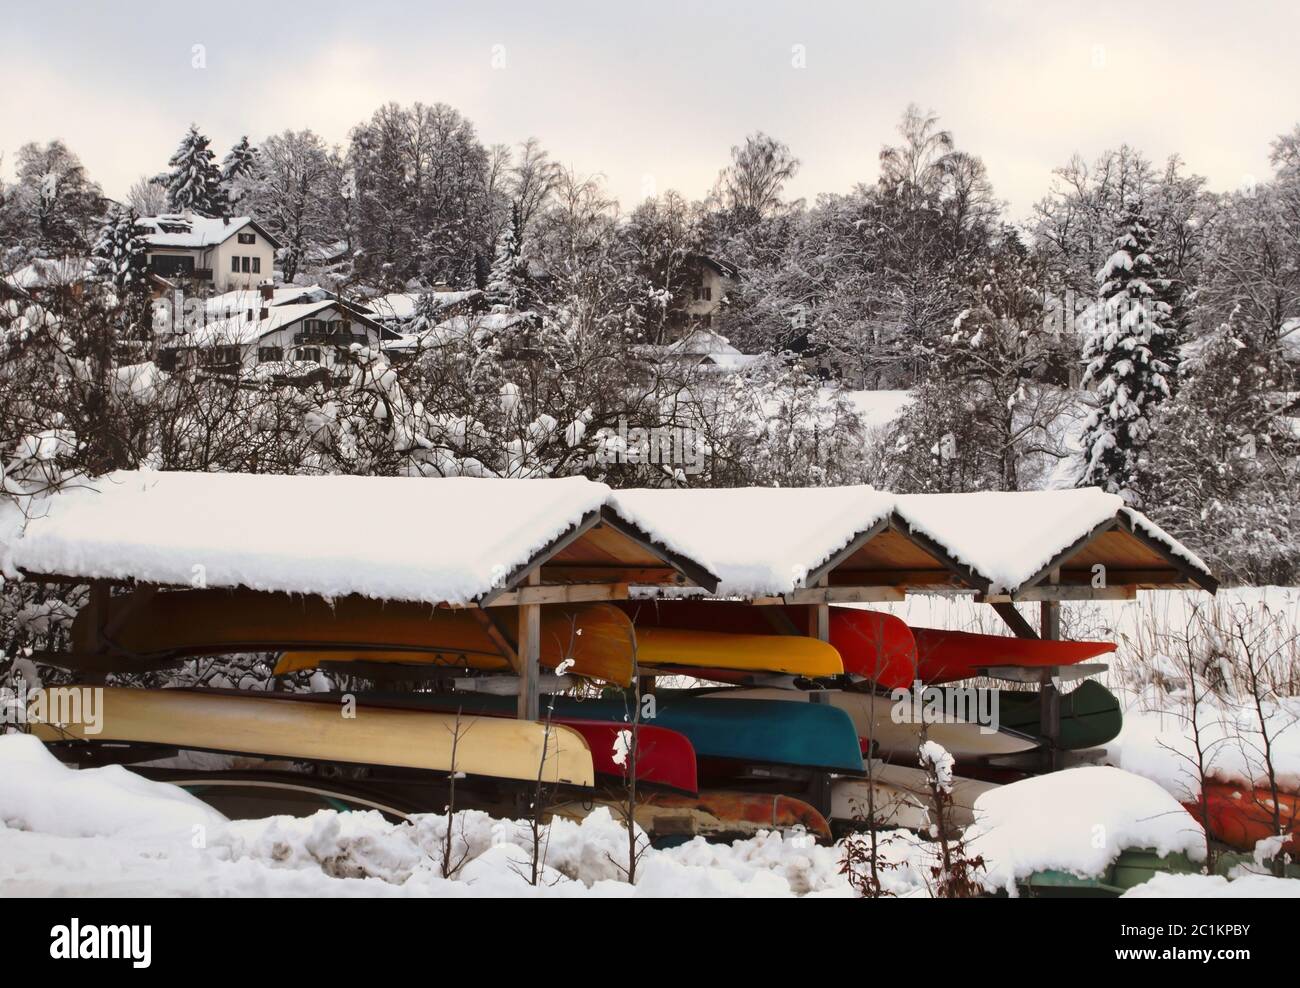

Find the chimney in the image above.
[{"left": 260, "top": 283, "right": 274, "bottom": 302}]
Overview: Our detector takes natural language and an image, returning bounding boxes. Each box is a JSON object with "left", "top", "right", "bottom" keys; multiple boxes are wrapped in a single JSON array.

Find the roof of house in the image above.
[
  {"left": 135, "top": 214, "right": 283, "bottom": 251},
  {"left": 204, "top": 285, "right": 335, "bottom": 319},
  {"left": 689, "top": 253, "right": 739, "bottom": 280},
  {"left": 177, "top": 299, "right": 398, "bottom": 348},
  {"left": 6, "top": 257, "right": 96, "bottom": 291}
]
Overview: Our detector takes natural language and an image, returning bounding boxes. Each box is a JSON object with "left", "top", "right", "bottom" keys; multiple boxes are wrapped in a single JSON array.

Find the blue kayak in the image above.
[{"left": 356, "top": 690, "right": 865, "bottom": 774}]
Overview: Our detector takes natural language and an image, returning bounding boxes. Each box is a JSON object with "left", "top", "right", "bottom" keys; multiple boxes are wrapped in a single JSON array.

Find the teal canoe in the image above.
[{"left": 358, "top": 690, "right": 865, "bottom": 775}]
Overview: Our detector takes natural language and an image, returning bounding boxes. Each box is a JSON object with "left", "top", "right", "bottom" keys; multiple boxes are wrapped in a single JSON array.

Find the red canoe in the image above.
[
  {"left": 907, "top": 627, "right": 1116, "bottom": 687},
  {"left": 1184, "top": 782, "right": 1299, "bottom": 854}
]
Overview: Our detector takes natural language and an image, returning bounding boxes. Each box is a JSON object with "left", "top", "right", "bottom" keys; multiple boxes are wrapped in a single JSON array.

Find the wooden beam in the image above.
[
  {"left": 809, "top": 577, "right": 831, "bottom": 705},
  {"left": 596, "top": 507, "right": 721, "bottom": 593},
  {"left": 886, "top": 513, "right": 991, "bottom": 593},
  {"left": 469, "top": 607, "right": 520, "bottom": 673},
  {"left": 537, "top": 565, "right": 686, "bottom": 585},
  {"left": 1039, "top": 570, "right": 1062, "bottom": 771},
  {"left": 517, "top": 570, "right": 540, "bottom": 721},
  {"left": 990, "top": 602, "right": 1038, "bottom": 640},
  {"left": 482, "top": 582, "right": 630, "bottom": 607},
  {"left": 993, "top": 585, "right": 1137, "bottom": 602},
  {"left": 479, "top": 509, "right": 604, "bottom": 607},
  {"left": 1011, "top": 515, "right": 1119, "bottom": 596},
  {"left": 1112, "top": 511, "right": 1219, "bottom": 593},
  {"left": 782, "top": 586, "right": 905, "bottom": 605},
  {"left": 801, "top": 516, "right": 890, "bottom": 589}
]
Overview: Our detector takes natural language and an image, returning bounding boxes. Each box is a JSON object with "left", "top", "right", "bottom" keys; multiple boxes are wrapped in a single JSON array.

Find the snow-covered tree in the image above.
[
  {"left": 484, "top": 209, "right": 528, "bottom": 309},
  {"left": 1076, "top": 202, "right": 1177, "bottom": 502},
  {"left": 165, "top": 125, "right": 226, "bottom": 216},
  {"left": 92, "top": 205, "right": 152, "bottom": 343},
  {"left": 221, "top": 136, "right": 259, "bottom": 213}
]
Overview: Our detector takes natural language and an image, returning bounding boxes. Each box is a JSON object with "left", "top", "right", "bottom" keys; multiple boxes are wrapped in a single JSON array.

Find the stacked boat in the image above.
[{"left": 26, "top": 588, "right": 1160, "bottom": 844}]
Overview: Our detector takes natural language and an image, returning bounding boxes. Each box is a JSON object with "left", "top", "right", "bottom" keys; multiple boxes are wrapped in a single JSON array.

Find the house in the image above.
[
  {"left": 364, "top": 288, "right": 484, "bottom": 331},
  {"left": 136, "top": 213, "right": 280, "bottom": 294},
  {"left": 639, "top": 327, "right": 766, "bottom": 374},
  {"left": 680, "top": 254, "right": 738, "bottom": 330},
  {"left": 4, "top": 257, "right": 96, "bottom": 300},
  {"left": 382, "top": 306, "right": 529, "bottom": 360},
  {"left": 159, "top": 290, "right": 398, "bottom": 378}
]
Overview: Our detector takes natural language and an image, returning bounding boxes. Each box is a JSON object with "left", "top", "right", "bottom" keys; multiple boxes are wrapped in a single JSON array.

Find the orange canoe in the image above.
[{"left": 1185, "top": 782, "right": 1300, "bottom": 854}]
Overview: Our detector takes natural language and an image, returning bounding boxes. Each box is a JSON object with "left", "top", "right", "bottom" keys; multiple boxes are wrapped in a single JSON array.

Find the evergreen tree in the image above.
[
  {"left": 221, "top": 136, "right": 259, "bottom": 213},
  {"left": 166, "top": 124, "right": 226, "bottom": 216},
  {"left": 92, "top": 205, "right": 152, "bottom": 342},
  {"left": 1076, "top": 202, "right": 1176, "bottom": 502},
  {"left": 484, "top": 207, "right": 528, "bottom": 309}
]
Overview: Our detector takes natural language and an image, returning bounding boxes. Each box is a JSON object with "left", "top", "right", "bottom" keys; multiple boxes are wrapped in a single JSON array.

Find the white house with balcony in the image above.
[
  {"left": 159, "top": 292, "right": 398, "bottom": 378},
  {"left": 136, "top": 213, "right": 280, "bottom": 294}
]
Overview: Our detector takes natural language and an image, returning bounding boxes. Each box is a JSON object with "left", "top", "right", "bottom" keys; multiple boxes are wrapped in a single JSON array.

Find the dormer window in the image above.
[{"left": 237, "top": 232, "right": 256, "bottom": 245}]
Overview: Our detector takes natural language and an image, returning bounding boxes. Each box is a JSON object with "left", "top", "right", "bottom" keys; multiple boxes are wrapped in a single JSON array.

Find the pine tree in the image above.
[
  {"left": 1077, "top": 202, "right": 1176, "bottom": 502},
  {"left": 166, "top": 124, "right": 226, "bottom": 216},
  {"left": 92, "top": 205, "right": 153, "bottom": 342},
  {"left": 221, "top": 136, "right": 259, "bottom": 213},
  {"left": 484, "top": 207, "right": 528, "bottom": 309}
]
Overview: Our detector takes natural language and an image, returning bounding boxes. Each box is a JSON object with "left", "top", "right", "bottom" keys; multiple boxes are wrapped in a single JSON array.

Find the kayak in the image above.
[
  {"left": 79, "top": 589, "right": 638, "bottom": 685},
  {"left": 619, "top": 600, "right": 911, "bottom": 683},
  {"left": 1185, "top": 781, "right": 1299, "bottom": 854},
  {"left": 831, "top": 761, "right": 999, "bottom": 830},
  {"left": 552, "top": 789, "right": 832, "bottom": 842},
  {"left": 909, "top": 626, "right": 1116, "bottom": 687},
  {"left": 374, "top": 690, "right": 865, "bottom": 775},
  {"left": 618, "top": 600, "right": 1116, "bottom": 688},
  {"left": 995, "top": 680, "right": 1123, "bottom": 750},
  {"left": 28, "top": 686, "right": 594, "bottom": 787},
  {"left": 697, "top": 687, "right": 1040, "bottom": 760}
]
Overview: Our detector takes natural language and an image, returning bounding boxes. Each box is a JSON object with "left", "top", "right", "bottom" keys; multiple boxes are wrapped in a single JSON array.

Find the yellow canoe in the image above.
[
  {"left": 75, "top": 589, "right": 637, "bottom": 686},
  {"left": 634, "top": 627, "right": 844, "bottom": 678},
  {"left": 28, "top": 686, "right": 594, "bottom": 787}
]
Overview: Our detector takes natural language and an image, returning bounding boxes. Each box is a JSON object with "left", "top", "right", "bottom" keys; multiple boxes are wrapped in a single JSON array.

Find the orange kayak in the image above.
[{"left": 1184, "top": 782, "right": 1300, "bottom": 854}]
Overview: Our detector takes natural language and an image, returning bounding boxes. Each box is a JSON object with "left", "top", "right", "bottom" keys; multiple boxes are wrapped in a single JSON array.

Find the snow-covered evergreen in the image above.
[
  {"left": 91, "top": 205, "right": 152, "bottom": 340},
  {"left": 165, "top": 124, "right": 226, "bottom": 216},
  {"left": 1077, "top": 202, "right": 1177, "bottom": 503},
  {"left": 484, "top": 212, "right": 527, "bottom": 310}
]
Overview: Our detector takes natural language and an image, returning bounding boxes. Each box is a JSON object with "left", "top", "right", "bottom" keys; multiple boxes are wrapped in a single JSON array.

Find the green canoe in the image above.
[{"left": 996, "top": 679, "right": 1122, "bottom": 750}]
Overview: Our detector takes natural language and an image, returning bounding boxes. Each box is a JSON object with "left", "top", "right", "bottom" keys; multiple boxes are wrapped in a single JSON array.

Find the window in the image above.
[
  {"left": 693, "top": 284, "right": 712, "bottom": 302},
  {"left": 258, "top": 346, "right": 283, "bottom": 363},
  {"left": 151, "top": 254, "right": 195, "bottom": 277},
  {"left": 295, "top": 347, "right": 321, "bottom": 363},
  {"left": 237, "top": 232, "right": 256, "bottom": 245},
  {"left": 206, "top": 345, "right": 240, "bottom": 367},
  {"left": 241, "top": 256, "right": 251, "bottom": 273},
  {"left": 252, "top": 257, "right": 261, "bottom": 274}
]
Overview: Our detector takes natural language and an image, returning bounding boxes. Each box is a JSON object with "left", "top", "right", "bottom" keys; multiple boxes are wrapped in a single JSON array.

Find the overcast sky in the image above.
[{"left": 3, "top": 1, "right": 1295, "bottom": 220}]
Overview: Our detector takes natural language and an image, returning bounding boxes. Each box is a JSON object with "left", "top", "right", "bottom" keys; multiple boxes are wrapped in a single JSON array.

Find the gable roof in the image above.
[
  {"left": 136, "top": 214, "right": 283, "bottom": 251},
  {"left": 179, "top": 299, "right": 398, "bottom": 348}
]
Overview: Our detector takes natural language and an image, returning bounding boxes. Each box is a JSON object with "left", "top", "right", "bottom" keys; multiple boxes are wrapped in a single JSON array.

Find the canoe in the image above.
[
  {"left": 636, "top": 628, "right": 843, "bottom": 679},
  {"left": 832, "top": 761, "right": 999, "bottom": 829},
  {"left": 909, "top": 626, "right": 1116, "bottom": 687},
  {"left": 552, "top": 789, "right": 832, "bottom": 842},
  {"left": 1184, "top": 781, "right": 1300, "bottom": 854},
  {"left": 75, "top": 589, "right": 637, "bottom": 685},
  {"left": 619, "top": 600, "right": 910, "bottom": 683},
  {"left": 1020, "top": 847, "right": 1202, "bottom": 898},
  {"left": 27, "top": 686, "right": 594, "bottom": 787},
  {"left": 371, "top": 690, "right": 865, "bottom": 774},
  {"left": 244, "top": 690, "right": 698, "bottom": 795},
  {"left": 699, "top": 687, "right": 1039, "bottom": 760},
  {"left": 994, "top": 680, "right": 1123, "bottom": 750}
]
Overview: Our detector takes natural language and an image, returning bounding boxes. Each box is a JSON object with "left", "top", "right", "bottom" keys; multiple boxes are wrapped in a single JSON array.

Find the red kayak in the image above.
[
  {"left": 906, "top": 627, "right": 1116, "bottom": 687},
  {"left": 1184, "top": 782, "right": 1299, "bottom": 854}
]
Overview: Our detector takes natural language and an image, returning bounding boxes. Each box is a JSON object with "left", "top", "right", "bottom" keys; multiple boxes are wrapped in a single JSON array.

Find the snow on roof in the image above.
[
  {"left": 1, "top": 471, "right": 614, "bottom": 606},
  {"left": 384, "top": 308, "right": 527, "bottom": 353},
  {"left": 894, "top": 489, "right": 1213, "bottom": 593},
  {"left": 365, "top": 290, "right": 481, "bottom": 325},
  {"left": 136, "top": 214, "right": 278, "bottom": 250},
  {"left": 608, "top": 486, "right": 894, "bottom": 596},
  {"left": 182, "top": 300, "right": 341, "bottom": 347},
  {"left": 204, "top": 285, "right": 333, "bottom": 318},
  {"left": 7, "top": 257, "right": 96, "bottom": 290}
]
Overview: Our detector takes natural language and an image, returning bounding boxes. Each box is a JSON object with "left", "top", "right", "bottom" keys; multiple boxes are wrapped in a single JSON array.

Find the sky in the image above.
[{"left": 2, "top": 1, "right": 1296, "bottom": 221}]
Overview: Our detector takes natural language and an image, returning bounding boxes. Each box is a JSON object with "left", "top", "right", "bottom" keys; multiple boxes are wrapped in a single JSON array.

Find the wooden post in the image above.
[
  {"left": 517, "top": 570, "right": 540, "bottom": 721},
  {"left": 1039, "top": 570, "right": 1062, "bottom": 771},
  {"left": 810, "top": 576, "right": 830, "bottom": 704}
]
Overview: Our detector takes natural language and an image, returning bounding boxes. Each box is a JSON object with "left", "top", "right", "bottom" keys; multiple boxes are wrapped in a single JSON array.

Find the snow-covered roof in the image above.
[
  {"left": 893, "top": 489, "right": 1214, "bottom": 594},
  {"left": 135, "top": 214, "right": 281, "bottom": 250},
  {"left": 364, "top": 290, "right": 481, "bottom": 325},
  {"left": 6, "top": 258, "right": 96, "bottom": 291},
  {"left": 0, "top": 475, "right": 1214, "bottom": 603},
  {"left": 608, "top": 487, "right": 895, "bottom": 596},
  {"left": 181, "top": 300, "right": 341, "bottom": 347},
  {"left": 653, "top": 328, "right": 766, "bottom": 372},
  {"left": 0, "top": 472, "right": 622, "bottom": 606},
  {"left": 204, "top": 285, "right": 333, "bottom": 319},
  {"left": 383, "top": 307, "right": 527, "bottom": 354}
]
